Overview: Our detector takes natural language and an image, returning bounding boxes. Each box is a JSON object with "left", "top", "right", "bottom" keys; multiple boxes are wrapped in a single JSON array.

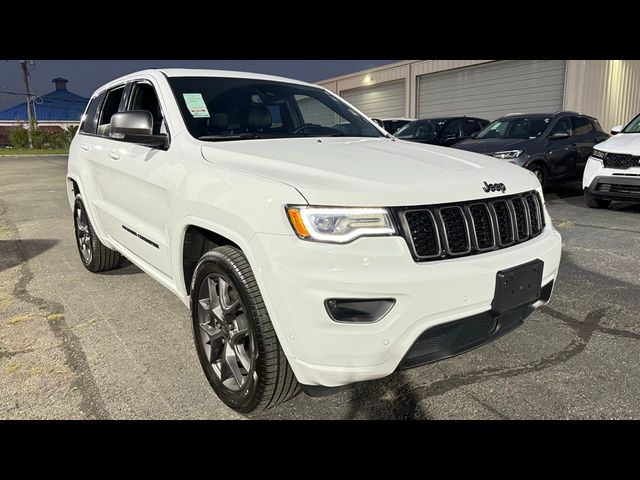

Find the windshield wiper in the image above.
[{"left": 199, "top": 133, "right": 263, "bottom": 142}]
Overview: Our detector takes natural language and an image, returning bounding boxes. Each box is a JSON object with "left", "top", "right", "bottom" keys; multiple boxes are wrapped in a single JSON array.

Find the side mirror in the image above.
[
  {"left": 109, "top": 110, "right": 168, "bottom": 148},
  {"left": 610, "top": 125, "right": 623, "bottom": 135},
  {"left": 549, "top": 131, "right": 570, "bottom": 140}
]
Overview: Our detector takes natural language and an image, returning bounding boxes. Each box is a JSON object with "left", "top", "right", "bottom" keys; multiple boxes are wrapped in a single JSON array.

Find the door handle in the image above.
[
  {"left": 80, "top": 144, "right": 90, "bottom": 151},
  {"left": 108, "top": 150, "right": 121, "bottom": 160}
]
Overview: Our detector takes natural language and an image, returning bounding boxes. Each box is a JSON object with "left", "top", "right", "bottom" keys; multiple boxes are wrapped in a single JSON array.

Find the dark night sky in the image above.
[{"left": 0, "top": 60, "right": 397, "bottom": 110}]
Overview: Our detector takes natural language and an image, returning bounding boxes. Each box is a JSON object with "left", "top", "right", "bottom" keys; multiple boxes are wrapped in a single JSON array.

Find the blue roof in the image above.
[{"left": 0, "top": 79, "right": 89, "bottom": 122}]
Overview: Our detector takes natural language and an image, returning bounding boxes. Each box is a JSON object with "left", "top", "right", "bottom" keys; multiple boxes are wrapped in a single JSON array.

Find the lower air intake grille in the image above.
[
  {"left": 396, "top": 190, "right": 546, "bottom": 262},
  {"left": 596, "top": 182, "right": 640, "bottom": 195}
]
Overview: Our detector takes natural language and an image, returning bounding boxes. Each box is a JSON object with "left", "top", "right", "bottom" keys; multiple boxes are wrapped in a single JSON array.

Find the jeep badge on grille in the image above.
[{"left": 483, "top": 182, "right": 507, "bottom": 193}]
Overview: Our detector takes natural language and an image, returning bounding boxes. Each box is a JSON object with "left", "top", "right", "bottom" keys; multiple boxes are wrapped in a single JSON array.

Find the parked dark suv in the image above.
[
  {"left": 380, "top": 118, "right": 415, "bottom": 135},
  {"left": 453, "top": 111, "right": 609, "bottom": 187},
  {"left": 394, "top": 116, "right": 490, "bottom": 147}
]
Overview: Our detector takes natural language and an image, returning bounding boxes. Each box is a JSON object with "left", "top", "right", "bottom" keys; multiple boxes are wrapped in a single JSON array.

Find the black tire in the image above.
[
  {"left": 584, "top": 188, "right": 611, "bottom": 209},
  {"left": 528, "top": 163, "right": 548, "bottom": 188},
  {"left": 190, "top": 246, "right": 300, "bottom": 414},
  {"left": 73, "top": 195, "right": 121, "bottom": 272}
]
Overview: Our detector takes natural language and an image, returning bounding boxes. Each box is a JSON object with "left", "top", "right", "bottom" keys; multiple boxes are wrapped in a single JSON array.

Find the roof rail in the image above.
[{"left": 553, "top": 110, "right": 582, "bottom": 115}]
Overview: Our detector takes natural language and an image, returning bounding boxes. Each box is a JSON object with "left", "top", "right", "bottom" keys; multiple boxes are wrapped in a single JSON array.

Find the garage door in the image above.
[
  {"left": 417, "top": 60, "right": 566, "bottom": 121},
  {"left": 341, "top": 80, "right": 405, "bottom": 118}
]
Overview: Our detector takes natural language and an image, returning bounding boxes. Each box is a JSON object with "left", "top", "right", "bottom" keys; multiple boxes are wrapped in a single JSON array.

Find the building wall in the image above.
[
  {"left": 564, "top": 60, "right": 640, "bottom": 132},
  {"left": 318, "top": 60, "right": 640, "bottom": 131},
  {"left": 0, "top": 126, "right": 12, "bottom": 146},
  {"left": 416, "top": 60, "right": 566, "bottom": 120},
  {"left": 319, "top": 60, "right": 494, "bottom": 118}
]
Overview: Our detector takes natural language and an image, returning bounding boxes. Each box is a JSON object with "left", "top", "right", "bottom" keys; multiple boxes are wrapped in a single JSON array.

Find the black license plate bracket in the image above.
[{"left": 491, "top": 259, "right": 544, "bottom": 315}]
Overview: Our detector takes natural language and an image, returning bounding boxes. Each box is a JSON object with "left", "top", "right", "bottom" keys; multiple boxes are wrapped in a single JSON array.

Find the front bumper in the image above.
[
  {"left": 399, "top": 279, "right": 552, "bottom": 370},
  {"left": 583, "top": 157, "right": 640, "bottom": 204},
  {"left": 250, "top": 226, "right": 562, "bottom": 387},
  {"left": 586, "top": 175, "right": 640, "bottom": 203}
]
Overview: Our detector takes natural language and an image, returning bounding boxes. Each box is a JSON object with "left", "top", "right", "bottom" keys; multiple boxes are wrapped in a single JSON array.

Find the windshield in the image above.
[
  {"left": 167, "top": 77, "right": 384, "bottom": 141},
  {"left": 622, "top": 113, "right": 640, "bottom": 133},
  {"left": 475, "top": 117, "right": 552, "bottom": 139},
  {"left": 395, "top": 119, "right": 446, "bottom": 141}
]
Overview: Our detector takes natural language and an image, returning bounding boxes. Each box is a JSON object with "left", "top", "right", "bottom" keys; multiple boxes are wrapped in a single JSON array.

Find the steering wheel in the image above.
[{"left": 293, "top": 123, "right": 343, "bottom": 136}]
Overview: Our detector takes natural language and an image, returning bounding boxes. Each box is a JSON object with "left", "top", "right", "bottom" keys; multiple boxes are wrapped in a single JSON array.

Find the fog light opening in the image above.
[{"left": 325, "top": 298, "right": 395, "bottom": 323}]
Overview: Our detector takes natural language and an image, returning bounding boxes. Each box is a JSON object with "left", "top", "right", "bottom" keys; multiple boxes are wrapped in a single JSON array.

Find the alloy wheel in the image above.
[
  {"left": 196, "top": 274, "right": 256, "bottom": 391},
  {"left": 76, "top": 207, "right": 92, "bottom": 264}
]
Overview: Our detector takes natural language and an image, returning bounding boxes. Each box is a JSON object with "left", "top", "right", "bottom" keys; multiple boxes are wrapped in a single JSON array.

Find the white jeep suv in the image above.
[
  {"left": 583, "top": 113, "right": 640, "bottom": 208},
  {"left": 67, "top": 69, "right": 562, "bottom": 413}
]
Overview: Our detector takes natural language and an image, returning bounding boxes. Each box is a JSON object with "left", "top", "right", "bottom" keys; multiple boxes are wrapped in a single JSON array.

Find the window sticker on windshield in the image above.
[{"left": 182, "top": 93, "right": 210, "bottom": 118}]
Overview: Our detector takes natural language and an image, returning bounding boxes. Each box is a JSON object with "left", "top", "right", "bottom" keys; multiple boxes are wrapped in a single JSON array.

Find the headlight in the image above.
[
  {"left": 591, "top": 148, "right": 607, "bottom": 161},
  {"left": 286, "top": 205, "right": 396, "bottom": 243},
  {"left": 491, "top": 150, "right": 523, "bottom": 159}
]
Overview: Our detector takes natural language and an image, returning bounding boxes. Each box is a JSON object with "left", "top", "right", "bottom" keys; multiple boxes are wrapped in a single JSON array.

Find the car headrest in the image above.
[
  {"left": 246, "top": 105, "right": 272, "bottom": 130},
  {"left": 208, "top": 113, "right": 229, "bottom": 129}
]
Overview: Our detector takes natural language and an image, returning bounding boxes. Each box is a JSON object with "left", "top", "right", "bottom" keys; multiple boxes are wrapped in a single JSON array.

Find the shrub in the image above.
[
  {"left": 7, "top": 121, "right": 76, "bottom": 150},
  {"left": 53, "top": 125, "right": 79, "bottom": 148},
  {"left": 64, "top": 125, "right": 79, "bottom": 145},
  {"left": 8, "top": 123, "right": 30, "bottom": 148},
  {"left": 51, "top": 130, "right": 69, "bottom": 149},
  {"left": 31, "top": 128, "right": 54, "bottom": 149}
]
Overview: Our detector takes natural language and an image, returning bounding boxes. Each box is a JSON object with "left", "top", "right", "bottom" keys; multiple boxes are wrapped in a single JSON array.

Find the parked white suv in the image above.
[
  {"left": 67, "top": 69, "right": 562, "bottom": 413},
  {"left": 583, "top": 114, "right": 640, "bottom": 208}
]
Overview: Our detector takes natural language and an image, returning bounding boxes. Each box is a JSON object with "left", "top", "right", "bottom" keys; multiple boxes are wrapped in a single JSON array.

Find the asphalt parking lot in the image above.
[{"left": 1, "top": 155, "right": 640, "bottom": 419}]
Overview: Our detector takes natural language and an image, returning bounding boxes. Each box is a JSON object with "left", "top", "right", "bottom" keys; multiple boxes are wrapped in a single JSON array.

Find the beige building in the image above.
[{"left": 317, "top": 60, "right": 640, "bottom": 132}]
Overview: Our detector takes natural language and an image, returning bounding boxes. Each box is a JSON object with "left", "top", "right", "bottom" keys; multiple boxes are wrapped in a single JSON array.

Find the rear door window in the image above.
[{"left": 79, "top": 93, "right": 104, "bottom": 135}]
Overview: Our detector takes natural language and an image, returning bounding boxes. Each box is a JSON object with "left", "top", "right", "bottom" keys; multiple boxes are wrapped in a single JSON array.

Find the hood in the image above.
[
  {"left": 200, "top": 137, "right": 539, "bottom": 206},
  {"left": 454, "top": 137, "right": 532, "bottom": 155},
  {"left": 597, "top": 133, "right": 640, "bottom": 154}
]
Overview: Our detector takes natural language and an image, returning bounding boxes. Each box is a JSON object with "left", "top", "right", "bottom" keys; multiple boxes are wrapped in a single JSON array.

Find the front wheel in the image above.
[
  {"left": 527, "top": 163, "right": 548, "bottom": 188},
  {"left": 190, "top": 246, "right": 300, "bottom": 413}
]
